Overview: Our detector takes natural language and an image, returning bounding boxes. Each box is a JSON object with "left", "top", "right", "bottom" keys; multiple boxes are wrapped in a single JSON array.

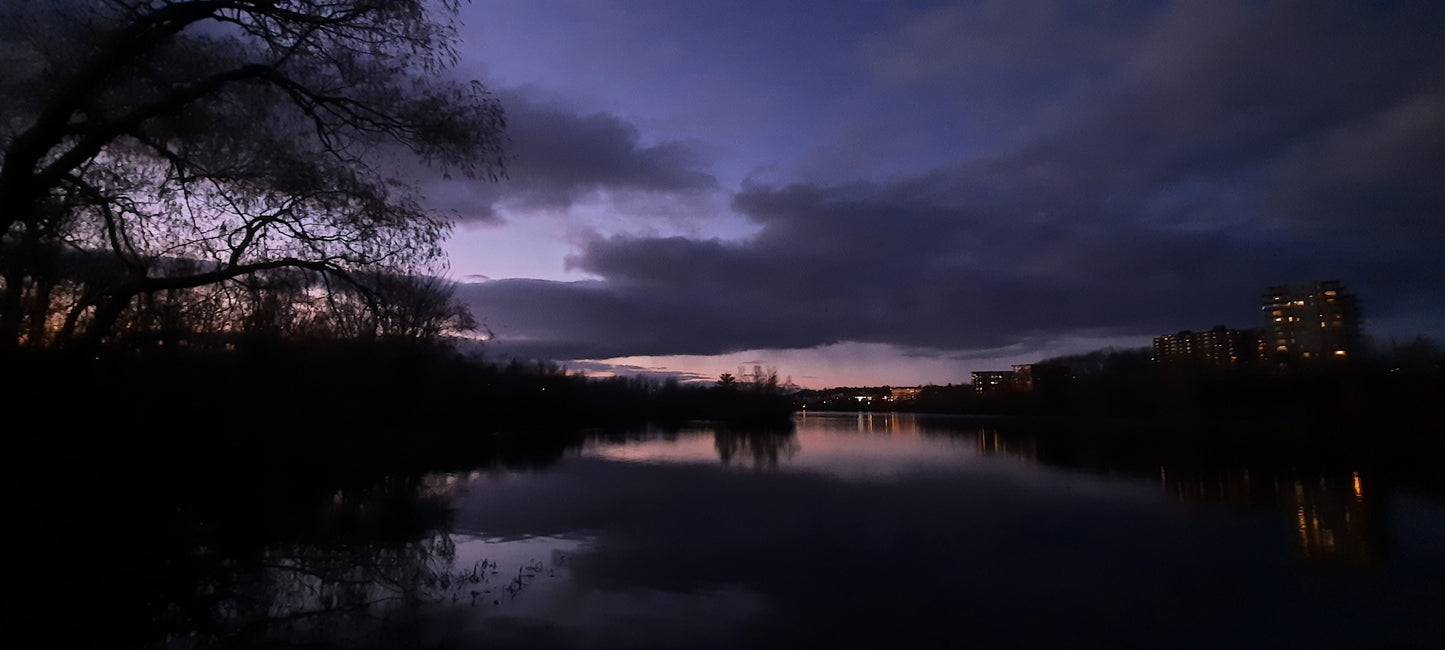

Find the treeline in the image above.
[
  {"left": 799, "top": 345, "right": 1445, "bottom": 430},
  {"left": 4, "top": 340, "right": 794, "bottom": 467},
  {"left": 1036, "top": 345, "right": 1444, "bottom": 429},
  {"left": 1, "top": 253, "right": 476, "bottom": 349}
]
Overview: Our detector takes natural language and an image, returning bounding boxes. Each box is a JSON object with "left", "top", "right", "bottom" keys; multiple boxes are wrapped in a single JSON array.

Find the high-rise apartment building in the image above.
[
  {"left": 1261, "top": 280, "right": 1360, "bottom": 362},
  {"left": 1153, "top": 326, "right": 1263, "bottom": 366}
]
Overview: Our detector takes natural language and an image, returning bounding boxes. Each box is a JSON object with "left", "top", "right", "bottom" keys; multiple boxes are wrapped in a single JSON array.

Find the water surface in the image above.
[
  {"left": 413, "top": 413, "right": 1445, "bottom": 648},
  {"left": 21, "top": 413, "right": 1443, "bottom": 648}
]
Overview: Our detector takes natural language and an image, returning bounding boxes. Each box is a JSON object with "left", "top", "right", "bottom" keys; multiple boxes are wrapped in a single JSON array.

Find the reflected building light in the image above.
[
  {"left": 972, "top": 429, "right": 1038, "bottom": 463},
  {"left": 1287, "top": 473, "right": 1377, "bottom": 564},
  {"left": 1163, "top": 468, "right": 1379, "bottom": 565},
  {"left": 1297, "top": 504, "right": 1312, "bottom": 558}
]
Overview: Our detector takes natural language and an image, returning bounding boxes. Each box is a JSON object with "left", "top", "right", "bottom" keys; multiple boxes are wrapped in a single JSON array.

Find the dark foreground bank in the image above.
[{"left": 2, "top": 342, "right": 793, "bottom": 445}]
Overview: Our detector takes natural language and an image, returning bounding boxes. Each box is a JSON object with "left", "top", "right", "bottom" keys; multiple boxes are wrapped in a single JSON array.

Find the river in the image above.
[{"left": 17, "top": 412, "right": 1445, "bottom": 648}]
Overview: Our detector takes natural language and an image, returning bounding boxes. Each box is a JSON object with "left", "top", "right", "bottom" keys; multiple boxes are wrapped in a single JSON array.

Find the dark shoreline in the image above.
[{"left": 5, "top": 344, "right": 1442, "bottom": 481}]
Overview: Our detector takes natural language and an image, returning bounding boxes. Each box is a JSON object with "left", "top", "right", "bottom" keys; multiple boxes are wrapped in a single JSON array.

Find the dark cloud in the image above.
[
  {"left": 424, "top": 89, "right": 718, "bottom": 221},
  {"left": 565, "top": 360, "right": 712, "bottom": 384},
  {"left": 458, "top": 2, "right": 1445, "bottom": 363},
  {"left": 458, "top": 274, "right": 837, "bottom": 361}
]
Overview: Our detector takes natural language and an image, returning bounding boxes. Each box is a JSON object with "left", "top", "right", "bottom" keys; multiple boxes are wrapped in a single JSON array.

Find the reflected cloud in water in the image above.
[
  {"left": 430, "top": 413, "right": 1445, "bottom": 648},
  {"left": 574, "top": 413, "right": 1425, "bottom": 569}
]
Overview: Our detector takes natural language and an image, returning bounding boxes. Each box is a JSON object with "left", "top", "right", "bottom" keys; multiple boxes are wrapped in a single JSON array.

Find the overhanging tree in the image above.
[{"left": 0, "top": 0, "right": 504, "bottom": 347}]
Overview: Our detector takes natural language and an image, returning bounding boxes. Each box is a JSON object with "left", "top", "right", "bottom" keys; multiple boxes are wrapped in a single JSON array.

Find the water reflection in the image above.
[
  {"left": 957, "top": 425, "right": 1392, "bottom": 566},
  {"left": 714, "top": 428, "right": 799, "bottom": 468},
  {"left": 584, "top": 422, "right": 801, "bottom": 470},
  {"left": 1158, "top": 466, "right": 1385, "bottom": 564},
  {"left": 846, "top": 411, "right": 922, "bottom": 435},
  {"left": 145, "top": 474, "right": 480, "bottom": 649},
  {"left": 456, "top": 414, "right": 1445, "bottom": 648},
  {"left": 10, "top": 450, "right": 581, "bottom": 649},
  {"left": 14, "top": 415, "right": 1444, "bottom": 649},
  {"left": 974, "top": 427, "right": 1040, "bottom": 462},
  {"left": 582, "top": 413, "right": 1405, "bottom": 566}
]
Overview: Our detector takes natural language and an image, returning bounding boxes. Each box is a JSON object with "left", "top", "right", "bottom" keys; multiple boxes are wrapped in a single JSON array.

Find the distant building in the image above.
[
  {"left": 973, "top": 366, "right": 1035, "bottom": 395},
  {"left": 1152, "top": 326, "right": 1263, "bottom": 366},
  {"left": 1261, "top": 280, "right": 1360, "bottom": 362},
  {"left": 972, "top": 371, "right": 1013, "bottom": 395},
  {"left": 889, "top": 387, "right": 922, "bottom": 401},
  {"left": 1011, "top": 364, "right": 1035, "bottom": 391},
  {"left": 1153, "top": 331, "right": 1196, "bottom": 362}
]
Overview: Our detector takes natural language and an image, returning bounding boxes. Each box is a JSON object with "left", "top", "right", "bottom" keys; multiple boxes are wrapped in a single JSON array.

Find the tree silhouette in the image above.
[{"left": 0, "top": 0, "right": 504, "bottom": 347}]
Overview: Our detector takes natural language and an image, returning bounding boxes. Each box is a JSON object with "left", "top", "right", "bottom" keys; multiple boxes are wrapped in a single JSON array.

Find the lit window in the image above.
[{"left": 1334, "top": 350, "right": 1347, "bottom": 357}]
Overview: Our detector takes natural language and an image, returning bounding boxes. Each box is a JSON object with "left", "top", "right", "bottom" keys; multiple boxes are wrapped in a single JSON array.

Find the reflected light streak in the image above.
[
  {"left": 587, "top": 434, "right": 719, "bottom": 465},
  {"left": 580, "top": 414, "right": 985, "bottom": 477}
]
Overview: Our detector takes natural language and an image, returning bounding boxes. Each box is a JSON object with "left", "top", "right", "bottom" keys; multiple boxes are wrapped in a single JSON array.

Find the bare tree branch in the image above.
[{"left": 0, "top": 0, "right": 502, "bottom": 347}]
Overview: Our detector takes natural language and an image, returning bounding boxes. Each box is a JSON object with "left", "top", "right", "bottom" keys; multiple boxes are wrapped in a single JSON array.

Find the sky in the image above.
[{"left": 424, "top": 0, "right": 1445, "bottom": 388}]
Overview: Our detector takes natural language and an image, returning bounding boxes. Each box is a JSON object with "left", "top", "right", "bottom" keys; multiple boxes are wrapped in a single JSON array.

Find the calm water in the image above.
[{"left": 27, "top": 413, "right": 1445, "bottom": 648}]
